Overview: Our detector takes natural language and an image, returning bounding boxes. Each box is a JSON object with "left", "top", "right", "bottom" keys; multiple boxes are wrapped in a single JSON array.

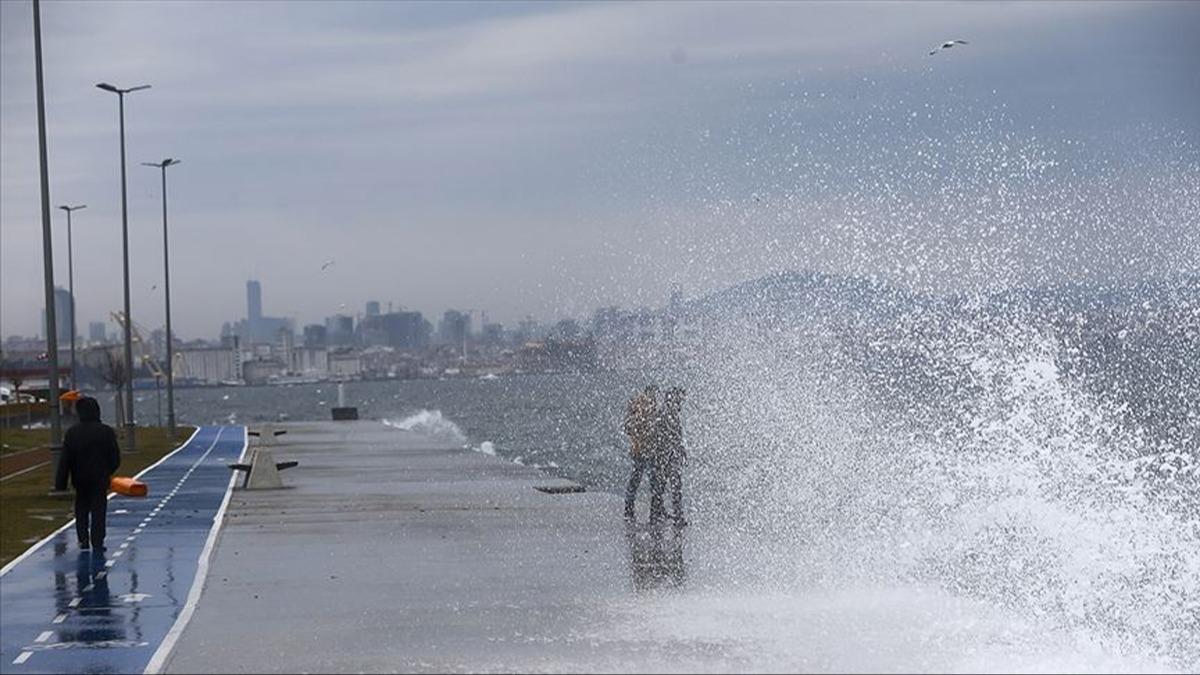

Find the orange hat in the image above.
[{"left": 59, "top": 389, "right": 82, "bottom": 401}]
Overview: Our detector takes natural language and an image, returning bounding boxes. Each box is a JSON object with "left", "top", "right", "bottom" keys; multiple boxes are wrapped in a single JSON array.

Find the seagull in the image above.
[
  {"left": 929, "top": 39, "right": 968, "bottom": 56},
  {"left": 321, "top": 259, "right": 335, "bottom": 271}
]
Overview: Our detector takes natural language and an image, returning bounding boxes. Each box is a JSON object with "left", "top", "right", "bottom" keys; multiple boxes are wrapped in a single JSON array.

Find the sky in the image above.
[{"left": 2, "top": 0, "right": 1198, "bottom": 340}]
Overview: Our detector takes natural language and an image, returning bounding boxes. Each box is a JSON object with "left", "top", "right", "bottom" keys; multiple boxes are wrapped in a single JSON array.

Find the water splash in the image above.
[{"left": 382, "top": 409, "right": 468, "bottom": 445}]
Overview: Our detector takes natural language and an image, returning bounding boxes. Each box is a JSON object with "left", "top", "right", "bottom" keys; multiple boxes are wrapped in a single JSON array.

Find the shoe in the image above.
[{"left": 78, "top": 541, "right": 90, "bottom": 550}]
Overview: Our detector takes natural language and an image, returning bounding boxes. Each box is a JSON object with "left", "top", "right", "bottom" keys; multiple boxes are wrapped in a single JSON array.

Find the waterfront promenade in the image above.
[{"left": 163, "top": 420, "right": 686, "bottom": 673}]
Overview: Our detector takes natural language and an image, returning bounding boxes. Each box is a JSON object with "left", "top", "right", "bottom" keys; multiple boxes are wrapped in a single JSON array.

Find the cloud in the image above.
[{"left": 1, "top": 1, "right": 1196, "bottom": 338}]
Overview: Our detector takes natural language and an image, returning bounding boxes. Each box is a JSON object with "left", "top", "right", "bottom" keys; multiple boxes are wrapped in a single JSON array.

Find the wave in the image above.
[
  {"left": 382, "top": 409, "right": 468, "bottom": 445},
  {"left": 680, "top": 288, "right": 1199, "bottom": 669}
]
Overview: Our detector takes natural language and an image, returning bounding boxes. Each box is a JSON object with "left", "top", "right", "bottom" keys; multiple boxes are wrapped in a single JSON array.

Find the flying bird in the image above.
[
  {"left": 321, "top": 259, "right": 335, "bottom": 271},
  {"left": 929, "top": 39, "right": 968, "bottom": 56}
]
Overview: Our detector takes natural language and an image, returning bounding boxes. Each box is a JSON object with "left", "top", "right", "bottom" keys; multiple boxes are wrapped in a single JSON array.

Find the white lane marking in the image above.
[
  {"left": 120, "top": 542, "right": 129, "bottom": 549},
  {"left": 126, "top": 536, "right": 136, "bottom": 542},
  {"left": 35, "top": 631, "right": 53, "bottom": 643},
  {"left": 13, "top": 651, "right": 33, "bottom": 664},
  {"left": 111, "top": 550, "right": 123, "bottom": 558},
  {"left": 52, "top": 613, "right": 67, "bottom": 624},
  {"left": 83, "top": 584, "right": 94, "bottom": 592},
  {"left": 0, "top": 427, "right": 203, "bottom": 578},
  {"left": 68, "top": 598, "right": 81, "bottom": 608},
  {"left": 96, "top": 571, "right": 107, "bottom": 579},
  {"left": 146, "top": 425, "right": 247, "bottom": 675},
  {"left": 0, "top": 461, "right": 51, "bottom": 483},
  {"left": 104, "top": 560, "right": 115, "bottom": 568}
]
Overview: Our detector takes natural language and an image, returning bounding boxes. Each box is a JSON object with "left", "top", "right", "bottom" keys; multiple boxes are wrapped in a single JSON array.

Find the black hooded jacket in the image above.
[{"left": 58, "top": 397, "right": 121, "bottom": 490}]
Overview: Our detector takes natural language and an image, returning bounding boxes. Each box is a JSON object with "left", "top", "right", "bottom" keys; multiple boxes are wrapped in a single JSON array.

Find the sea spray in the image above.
[{"left": 383, "top": 409, "right": 468, "bottom": 445}]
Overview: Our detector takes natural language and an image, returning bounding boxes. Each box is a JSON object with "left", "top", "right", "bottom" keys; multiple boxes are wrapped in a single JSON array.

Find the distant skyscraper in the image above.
[
  {"left": 40, "top": 287, "right": 73, "bottom": 343},
  {"left": 89, "top": 321, "right": 107, "bottom": 343},
  {"left": 240, "top": 279, "right": 290, "bottom": 344},
  {"left": 365, "top": 301, "right": 381, "bottom": 316},
  {"left": 247, "top": 280, "right": 263, "bottom": 322}
]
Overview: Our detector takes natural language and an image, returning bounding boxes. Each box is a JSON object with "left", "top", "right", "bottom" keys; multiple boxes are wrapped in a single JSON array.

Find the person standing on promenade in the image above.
[
  {"left": 653, "top": 387, "right": 688, "bottom": 527},
  {"left": 56, "top": 396, "right": 121, "bottom": 551},
  {"left": 624, "top": 384, "right": 663, "bottom": 522}
]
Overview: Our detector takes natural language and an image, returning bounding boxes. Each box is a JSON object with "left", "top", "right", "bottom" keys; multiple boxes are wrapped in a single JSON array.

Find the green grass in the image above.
[
  {"left": 0, "top": 426, "right": 195, "bottom": 567},
  {"left": 0, "top": 428, "right": 52, "bottom": 455}
]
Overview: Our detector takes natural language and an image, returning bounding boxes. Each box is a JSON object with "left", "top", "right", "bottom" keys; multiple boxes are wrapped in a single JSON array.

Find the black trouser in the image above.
[
  {"left": 74, "top": 484, "right": 108, "bottom": 548},
  {"left": 658, "top": 458, "right": 683, "bottom": 519},
  {"left": 625, "top": 455, "right": 664, "bottom": 520}
]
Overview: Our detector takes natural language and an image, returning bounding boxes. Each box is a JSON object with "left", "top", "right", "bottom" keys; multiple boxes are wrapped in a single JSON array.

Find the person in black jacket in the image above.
[
  {"left": 651, "top": 387, "right": 687, "bottom": 527},
  {"left": 57, "top": 396, "right": 120, "bottom": 551}
]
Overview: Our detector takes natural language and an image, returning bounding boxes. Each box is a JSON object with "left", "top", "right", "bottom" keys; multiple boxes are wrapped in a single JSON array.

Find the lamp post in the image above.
[
  {"left": 96, "top": 81, "right": 149, "bottom": 450},
  {"left": 32, "top": 0, "right": 64, "bottom": 485},
  {"left": 142, "top": 158, "right": 179, "bottom": 437},
  {"left": 57, "top": 204, "right": 86, "bottom": 390}
]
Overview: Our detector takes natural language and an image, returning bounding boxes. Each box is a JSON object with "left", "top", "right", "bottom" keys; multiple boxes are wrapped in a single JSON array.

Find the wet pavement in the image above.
[
  {"left": 162, "top": 420, "right": 667, "bottom": 673},
  {"left": 0, "top": 426, "right": 245, "bottom": 674}
]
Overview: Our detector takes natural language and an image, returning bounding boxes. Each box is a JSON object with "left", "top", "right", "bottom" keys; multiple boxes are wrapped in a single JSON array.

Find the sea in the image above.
[{"left": 156, "top": 275, "right": 1200, "bottom": 671}]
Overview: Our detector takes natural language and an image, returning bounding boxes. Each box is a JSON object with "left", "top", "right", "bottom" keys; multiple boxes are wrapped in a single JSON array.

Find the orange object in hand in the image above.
[{"left": 110, "top": 476, "right": 148, "bottom": 497}]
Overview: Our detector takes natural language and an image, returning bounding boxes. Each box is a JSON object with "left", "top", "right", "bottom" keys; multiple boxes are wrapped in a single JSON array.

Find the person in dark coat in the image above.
[
  {"left": 56, "top": 396, "right": 120, "bottom": 551},
  {"left": 652, "top": 387, "right": 687, "bottom": 527}
]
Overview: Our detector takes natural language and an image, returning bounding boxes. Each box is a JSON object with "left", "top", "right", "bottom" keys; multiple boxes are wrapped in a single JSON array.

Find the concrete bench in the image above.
[{"left": 228, "top": 448, "right": 297, "bottom": 489}]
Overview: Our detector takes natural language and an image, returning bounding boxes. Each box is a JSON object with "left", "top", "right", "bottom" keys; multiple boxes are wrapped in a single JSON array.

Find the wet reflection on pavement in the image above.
[
  {"left": 626, "top": 522, "right": 687, "bottom": 592},
  {"left": 0, "top": 426, "right": 244, "bottom": 674}
]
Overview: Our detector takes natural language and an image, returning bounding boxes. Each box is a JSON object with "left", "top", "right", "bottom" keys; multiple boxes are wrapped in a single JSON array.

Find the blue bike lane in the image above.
[{"left": 0, "top": 425, "right": 246, "bottom": 674}]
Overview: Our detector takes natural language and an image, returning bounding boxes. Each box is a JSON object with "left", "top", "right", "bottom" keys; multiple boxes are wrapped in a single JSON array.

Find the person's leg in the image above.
[
  {"left": 88, "top": 487, "right": 107, "bottom": 550},
  {"left": 74, "top": 489, "right": 91, "bottom": 548},
  {"left": 624, "top": 456, "right": 645, "bottom": 520},
  {"left": 670, "top": 462, "right": 686, "bottom": 526},
  {"left": 649, "top": 462, "right": 666, "bottom": 523}
]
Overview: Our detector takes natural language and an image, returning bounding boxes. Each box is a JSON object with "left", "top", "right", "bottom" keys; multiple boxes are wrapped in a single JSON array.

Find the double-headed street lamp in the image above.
[
  {"left": 142, "top": 158, "right": 180, "bottom": 437},
  {"left": 57, "top": 204, "right": 86, "bottom": 390},
  {"left": 96, "top": 81, "right": 149, "bottom": 450}
]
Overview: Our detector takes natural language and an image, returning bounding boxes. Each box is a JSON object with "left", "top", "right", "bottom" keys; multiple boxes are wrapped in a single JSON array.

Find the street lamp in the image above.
[
  {"left": 96, "top": 81, "right": 150, "bottom": 450},
  {"left": 57, "top": 204, "right": 86, "bottom": 390},
  {"left": 32, "top": 0, "right": 64, "bottom": 485},
  {"left": 142, "top": 158, "right": 180, "bottom": 437}
]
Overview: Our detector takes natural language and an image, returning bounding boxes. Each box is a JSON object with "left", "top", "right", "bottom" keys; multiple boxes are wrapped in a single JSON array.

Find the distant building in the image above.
[
  {"left": 177, "top": 344, "right": 240, "bottom": 384},
  {"left": 325, "top": 314, "right": 354, "bottom": 346},
  {"left": 40, "top": 287, "right": 73, "bottom": 344},
  {"left": 328, "top": 349, "right": 363, "bottom": 378},
  {"left": 247, "top": 280, "right": 263, "bottom": 324},
  {"left": 481, "top": 323, "right": 504, "bottom": 346},
  {"left": 238, "top": 280, "right": 291, "bottom": 344},
  {"left": 303, "top": 324, "right": 327, "bottom": 349},
  {"left": 365, "top": 301, "right": 381, "bottom": 316},
  {"left": 242, "top": 358, "right": 286, "bottom": 386},
  {"left": 359, "top": 311, "right": 430, "bottom": 351},
  {"left": 438, "top": 310, "right": 470, "bottom": 346},
  {"left": 290, "top": 347, "right": 328, "bottom": 376},
  {"left": 88, "top": 321, "right": 107, "bottom": 343}
]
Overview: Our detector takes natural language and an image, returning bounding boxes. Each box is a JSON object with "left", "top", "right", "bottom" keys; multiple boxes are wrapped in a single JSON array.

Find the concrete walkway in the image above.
[{"left": 163, "top": 420, "right": 699, "bottom": 673}]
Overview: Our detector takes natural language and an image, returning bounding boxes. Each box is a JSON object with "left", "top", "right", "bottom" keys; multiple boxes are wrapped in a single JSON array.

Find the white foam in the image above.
[{"left": 383, "top": 409, "right": 467, "bottom": 445}]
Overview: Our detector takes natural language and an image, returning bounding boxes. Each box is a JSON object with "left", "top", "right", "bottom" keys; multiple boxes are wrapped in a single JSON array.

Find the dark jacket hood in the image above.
[{"left": 77, "top": 396, "right": 101, "bottom": 422}]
